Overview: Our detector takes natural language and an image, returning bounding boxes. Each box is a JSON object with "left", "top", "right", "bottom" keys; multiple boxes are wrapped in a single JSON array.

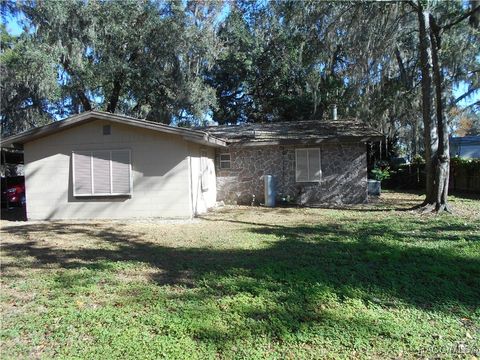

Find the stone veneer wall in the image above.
[{"left": 216, "top": 142, "right": 367, "bottom": 205}]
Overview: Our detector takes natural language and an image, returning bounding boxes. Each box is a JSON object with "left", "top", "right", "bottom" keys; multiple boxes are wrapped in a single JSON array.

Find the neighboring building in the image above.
[
  {"left": 1, "top": 111, "right": 383, "bottom": 220},
  {"left": 450, "top": 136, "right": 480, "bottom": 159}
]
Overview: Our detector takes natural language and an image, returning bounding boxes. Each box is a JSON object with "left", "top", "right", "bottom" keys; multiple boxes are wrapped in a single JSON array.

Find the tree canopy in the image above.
[{"left": 1, "top": 0, "right": 479, "bottom": 156}]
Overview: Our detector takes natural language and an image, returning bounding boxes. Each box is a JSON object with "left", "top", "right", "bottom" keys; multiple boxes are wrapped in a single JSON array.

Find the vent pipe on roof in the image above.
[{"left": 332, "top": 104, "right": 338, "bottom": 120}]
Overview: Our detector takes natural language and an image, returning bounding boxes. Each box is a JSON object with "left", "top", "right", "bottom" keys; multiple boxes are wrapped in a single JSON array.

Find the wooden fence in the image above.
[{"left": 384, "top": 163, "right": 480, "bottom": 193}]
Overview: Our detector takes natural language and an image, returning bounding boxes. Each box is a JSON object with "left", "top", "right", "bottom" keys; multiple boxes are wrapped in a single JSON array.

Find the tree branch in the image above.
[
  {"left": 455, "top": 87, "right": 479, "bottom": 104},
  {"left": 463, "top": 100, "right": 480, "bottom": 109},
  {"left": 442, "top": 5, "right": 480, "bottom": 31},
  {"left": 60, "top": 56, "right": 92, "bottom": 111},
  {"left": 394, "top": 46, "right": 410, "bottom": 88},
  {"left": 406, "top": 1, "right": 419, "bottom": 12}
]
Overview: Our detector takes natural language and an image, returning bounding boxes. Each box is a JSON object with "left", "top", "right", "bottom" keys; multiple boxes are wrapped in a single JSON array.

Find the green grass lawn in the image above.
[{"left": 1, "top": 192, "right": 479, "bottom": 359}]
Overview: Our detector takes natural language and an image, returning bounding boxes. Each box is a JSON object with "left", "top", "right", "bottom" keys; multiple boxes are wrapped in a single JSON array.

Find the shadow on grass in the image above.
[
  {"left": 2, "top": 214, "right": 479, "bottom": 354},
  {"left": 2, "top": 218, "right": 479, "bottom": 314}
]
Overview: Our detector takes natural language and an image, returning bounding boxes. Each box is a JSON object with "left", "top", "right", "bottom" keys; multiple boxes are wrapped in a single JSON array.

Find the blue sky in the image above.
[
  {"left": 4, "top": 13, "right": 25, "bottom": 36},
  {"left": 4, "top": 12, "right": 479, "bottom": 110},
  {"left": 452, "top": 82, "right": 479, "bottom": 109}
]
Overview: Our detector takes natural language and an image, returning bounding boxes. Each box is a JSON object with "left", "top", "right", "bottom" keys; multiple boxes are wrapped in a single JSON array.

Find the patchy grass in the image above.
[{"left": 1, "top": 192, "right": 479, "bottom": 359}]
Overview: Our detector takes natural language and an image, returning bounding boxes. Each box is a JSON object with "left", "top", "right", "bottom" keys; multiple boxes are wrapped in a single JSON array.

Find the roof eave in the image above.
[
  {"left": 182, "top": 134, "right": 227, "bottom": 147},
  {"left": 1, "top": 111, "right": 227, "bottom": 148}
]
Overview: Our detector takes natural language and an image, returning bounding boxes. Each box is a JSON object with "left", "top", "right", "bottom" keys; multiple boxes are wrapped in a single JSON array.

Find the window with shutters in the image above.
[
  {"left": 72, "top": 150, "right": 132, "bottom": 196},
  {"left": 295, "top": 148, "right": 321, "bottom": 182}
]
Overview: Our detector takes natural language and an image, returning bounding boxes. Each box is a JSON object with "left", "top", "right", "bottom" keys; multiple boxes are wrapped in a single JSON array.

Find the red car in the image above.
[{"left": 1, "top": 177, "right": 26, "bottom": 207}]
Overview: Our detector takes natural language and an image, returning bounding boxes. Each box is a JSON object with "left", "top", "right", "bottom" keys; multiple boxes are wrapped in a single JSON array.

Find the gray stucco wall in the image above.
[
  {"left": 24, "top": 119, "right": 196, "bottom": 220},
  {"left": 216, "top": 142, "right": 368, "bottom": 205}
]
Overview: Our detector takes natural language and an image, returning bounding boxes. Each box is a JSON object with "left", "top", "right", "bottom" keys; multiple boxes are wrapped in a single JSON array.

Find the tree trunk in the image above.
[
  {"left": 106, "top": 77, "right": 122, "bottom": 113},
  {"left": 417, "top": 6, "right": 438, "bottom": 205},
  {"left": 412, "top": 116, "right": 418, "bottom": 157},
  {"left": 394, "top": 45, "right": 419, "bottom": 159},
  {"left": 430, "top": 19, "right": 451, "bottom": 212},
  {"left": 77, "top": 91, "right": 92, "bottom": 112},
  {"left": 61, "top": 57, "right": 92, "bottom": 112},
  {"left": 395, "top": 46, "right": 410, "bottom": 88},
  {"left": 470, "top": 0, "right": 480, "bottom": 28}
]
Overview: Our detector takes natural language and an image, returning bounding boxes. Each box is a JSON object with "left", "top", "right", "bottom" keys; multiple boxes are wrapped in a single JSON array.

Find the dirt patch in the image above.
[{"left": 116, "top": 267, "right": 160, "bottom": 284}]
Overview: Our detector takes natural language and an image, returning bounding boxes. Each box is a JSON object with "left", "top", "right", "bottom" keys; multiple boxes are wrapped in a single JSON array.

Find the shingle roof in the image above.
[
  {"left": 2, "top": 112, "right": 383, "bottom": 149},
  {"left": 202, "top": 119, "right": 384, "bottom": 145}
]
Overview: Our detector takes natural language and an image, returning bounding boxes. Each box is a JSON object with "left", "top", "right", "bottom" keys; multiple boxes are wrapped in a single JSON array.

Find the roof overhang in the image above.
[{"left": 1, "top": 111, "right": 227, "bottom": 148}]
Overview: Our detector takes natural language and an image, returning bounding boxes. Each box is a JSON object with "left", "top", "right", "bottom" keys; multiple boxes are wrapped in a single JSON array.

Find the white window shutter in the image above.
[
  {"left": 73, "top": 152, "right": 92, "bottom": 195},
  {"left": 92, "top": 151, "right": 111, "bottom": 194},
  {"left": 73, "top": 150, "right": 131, "bottom": 196},
  {"left": 296, "top": 149, "right": 308, "bottom": 182},
  {"left": 308, "top": 149, "right": 321, "bottom": 181},
  {"left": 111, "top": 150, "right": 131, "bottom": 194},
  {"left": 295, "top": 148, "right": 321, "bottom": 182}
]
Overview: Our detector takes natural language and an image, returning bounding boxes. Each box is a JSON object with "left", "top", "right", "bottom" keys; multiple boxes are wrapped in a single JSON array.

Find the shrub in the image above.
[
  {"left": 371, "top": 167, "right": 391, "bottom": 181},
  {"left": 450, "top": 156, "right": 480, "bottom": 173},
  {"left": 412, "top": 154, "right": 425, "bottom": 165}
]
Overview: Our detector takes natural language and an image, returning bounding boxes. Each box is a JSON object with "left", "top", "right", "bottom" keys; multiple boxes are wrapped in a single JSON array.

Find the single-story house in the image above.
[
  {"left": 450, "top": 136, "right": 480, "bottom": 159},
  {"left": 1, "top": 111, "right": 383, "bottom": 220}
]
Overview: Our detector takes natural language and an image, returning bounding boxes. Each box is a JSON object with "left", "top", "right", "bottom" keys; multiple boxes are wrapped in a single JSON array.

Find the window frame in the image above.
[
  {"left": 72, "top": 149, "right": 133, "bottom": 197},
  {"left": 219, "top": 153, "right": 231, "bottom": 170},
  {"left": 295, "top": 148, "right": 322, "bottom": 183}
]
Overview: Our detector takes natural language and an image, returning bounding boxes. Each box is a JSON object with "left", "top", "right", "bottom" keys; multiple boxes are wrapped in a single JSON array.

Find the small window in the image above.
[
  {"left": 219, "top": 153, "right": 231, "bottom": 169},
  {"left": 103, "top": 125, "right": 111, "bottom": 135},
  {"left": 295, "top": 148, "right": 321, "bottom": 182},
  {"left": 72, "top": 150, "right": 132, "bottom": 196}
]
